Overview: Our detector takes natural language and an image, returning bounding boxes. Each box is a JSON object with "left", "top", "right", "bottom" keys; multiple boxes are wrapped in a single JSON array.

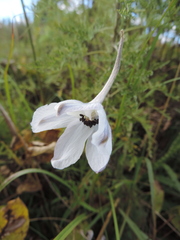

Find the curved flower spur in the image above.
[{"left": 31, "top": 30, "right": 124, "bottom": 173}]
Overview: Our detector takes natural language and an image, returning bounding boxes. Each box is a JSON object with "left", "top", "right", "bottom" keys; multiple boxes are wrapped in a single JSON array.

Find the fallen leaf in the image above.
[
  {"left": 10, "top": 129, "right": 32, "bottom": 151},
  {"left": 27, "top": 141, "right": 56, "bottom": 157},
  {"left": 0, "top": 166, "right": 11, "bottom": 177},
  {"left": 0, "top": 198, "right": 29, "bottom": 240},
  {"left": 37, "top": 129, "right": 60, "bottom": 143},
  {"left": 16, "top": 175, "right": 42, "bottom": 194}
]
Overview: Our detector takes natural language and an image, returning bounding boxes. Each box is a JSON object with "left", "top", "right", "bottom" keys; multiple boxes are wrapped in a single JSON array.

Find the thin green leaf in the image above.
[
  {"left": 156, "top": 175, "right": 180, "bottom": 192},
  {"left": 162, "top": 77, "right": 180, "bottom": 85},
  {"left": 163, "top": 164, "right": 180, "bottom": 192},
  {"left": 53, "top": 214, "right": 87, "bottom": 240},
  {"left": 68, "top": 64, "right": 75, "bottom": 99},
  {"left": 0, "top": 168, "right": 74, "bottom": 193},
  {"left": 146, "top": 158, "right": 155, "bottom": 210},
  {"left": 3, "top": 31, "right": 15, "bottom": 123},
  {"left": 145, "top": 158, "right": 156, "bottom": 237},
  {"left": 88, "top": 207, "right": 109, "bottom": 230},
  {"left": 108, "top": 190, "right": 120, "bottom": 240},
  {"left": 114, "top": 93, "right": 126, "bottom": 134},
  {"left": 119, "top": 209, "right": 150, "bottom": 240},
  {"left": 10, "top": 78, "right": 32, "bottom": 115},
  {"left": 30, "top": 226, "right": 49, "bottom": 240},
  {"left": 79, "top": 201, "right": 99, "bottom": 213}
]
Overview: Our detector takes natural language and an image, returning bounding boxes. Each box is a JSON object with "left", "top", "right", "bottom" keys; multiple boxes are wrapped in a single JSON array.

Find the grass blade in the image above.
[
  {"left": 163, "top": 164, "right": 180, "bottom": 192},
  {"left": 145, "top": 158, "right": 156, "bottom": 239},
  {"left": 53, "top": 214, "right": 87, "bottom": 240},
  {"left": 108, "top": 190, "right": 120, "bottom": 240},
  {"left": 0, "top": 168, "right": 74, "bottom": 193},
  {"left": 119, "top": 209, "right": 150, "bottom": 240},
  {"left": 3, "top": 24, "right": 15, "bottom": 123},
  {"left": 10, "top": 78, "right": 32, "bottom": 115},
  {"left": 68, "top": 64, "right": 75, "bottom": 99}
]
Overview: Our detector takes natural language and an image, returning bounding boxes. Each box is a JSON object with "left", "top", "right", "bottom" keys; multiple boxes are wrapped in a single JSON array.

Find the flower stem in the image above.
[
  {"left": 3, "top": 24, "right": 15, "bottom": 123},
  {"left": 91, "top": 30, "right": 124, "bottom": 103},
  {"left": 20, "top": 0, "right": 37, "bottom": 64}
]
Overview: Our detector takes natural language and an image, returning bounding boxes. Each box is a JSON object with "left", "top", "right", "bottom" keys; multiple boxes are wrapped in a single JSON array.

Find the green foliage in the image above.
[
  {"left": 0, "top": 0, "right": 180, "bottom": 239},
  {"left": 53, "top": 214, "right": 87, "bottom": 240},
  {"left": 156, "top": 133, "right": 180, "bottom": 166}
]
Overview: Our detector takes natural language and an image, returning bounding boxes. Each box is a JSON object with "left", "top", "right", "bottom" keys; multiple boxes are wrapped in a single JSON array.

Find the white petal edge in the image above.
[
  {"left": 91, "top": 106, "right": 111, "bottom": 149},
  {"left": 31, "top": 102, "right": 74, "bottom": 133},
  {"left": 85, "top": 122, "right": 112, "bottom": 173},
  {"left": 51, "top": 119, "right": 95, "bottom": 170},
  {"left": 54, "top": 99, "right": 84, "bottom": 115},
  {"left": 55, "top": 100, "right": 104, "bottom": 118}
]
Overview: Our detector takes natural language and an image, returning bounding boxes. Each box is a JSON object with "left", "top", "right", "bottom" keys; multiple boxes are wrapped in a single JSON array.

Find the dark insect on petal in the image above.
[{"left": 79, "top": 114, "right": 99, "bottom": 128}]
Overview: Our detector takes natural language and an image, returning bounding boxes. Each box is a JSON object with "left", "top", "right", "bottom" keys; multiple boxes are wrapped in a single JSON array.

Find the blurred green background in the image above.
[{"left": 0, "top": 0, "right": 180, "bottom": 239}]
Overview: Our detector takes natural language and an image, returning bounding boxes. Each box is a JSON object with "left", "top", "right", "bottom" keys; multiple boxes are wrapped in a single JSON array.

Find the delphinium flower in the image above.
[{"left": 31, "top": 30, "right": 124, "bottom": 173}]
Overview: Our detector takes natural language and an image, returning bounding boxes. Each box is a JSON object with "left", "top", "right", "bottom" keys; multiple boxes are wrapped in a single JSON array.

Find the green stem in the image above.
[
  {"left": 20, "top": 0, "right": 37, "bottom": 64},
  {"left": 20, "top": 0, "right": 44, "bottom": 102},
  {"left": 3, "top": 24, "right": 16, "bottom": 123},
  {"left": 68, "top": 64, "right": 75, "bottom": 99}
]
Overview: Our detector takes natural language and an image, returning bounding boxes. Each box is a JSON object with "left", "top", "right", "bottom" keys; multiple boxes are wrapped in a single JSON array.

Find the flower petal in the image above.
[
  {"left": 91, "top": 106, "right": 111, "bottom": 147},
  {"left": 85, "top": 109, "right": 112, "bottom": 173},
  {"left": 51, "top": 119, "right": 94, "bottom": 170},
  {"left": 55, "top": 100, "right": 103, "bottom": 119},
  {"left": 55, "top": 100, "right": 84, "bottom": 115},
  {"left": 31, "top": 103, "right": 75, "bottom": 133}
]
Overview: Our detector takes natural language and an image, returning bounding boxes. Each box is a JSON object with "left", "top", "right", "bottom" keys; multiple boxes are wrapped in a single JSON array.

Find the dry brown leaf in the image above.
[
  {"left": 27, "top": 141, "right": 56, "bottom": 157},
  {"left": 162, "top": 119, "right": 172, "bottom": 131},
  {"left": 16, "top": 175, "right": 42, "bottom": 194},
  {"left": 0, "top": 166, "right": 11, "bottom": 177},
  {"left": 36, "top": 129, "right": 60, "bottom": 143},
  {"left": 10, "top": 129, "right": 32, "bottom": 151}
]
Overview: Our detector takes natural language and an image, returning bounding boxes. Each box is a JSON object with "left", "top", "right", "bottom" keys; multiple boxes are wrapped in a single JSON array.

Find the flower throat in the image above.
[{"left": 79, "top": 114, "right": 99, "bottom": 128}]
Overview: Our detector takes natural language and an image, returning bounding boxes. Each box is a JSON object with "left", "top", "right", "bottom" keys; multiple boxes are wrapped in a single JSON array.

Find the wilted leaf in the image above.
[
  {"left": 0, "top": 166, "right": 11, "bottom": 177},
  {"left": 0, "top": 166, "right": 12, "bottom": 184},
  {"left": 37, "top": 129, "right": 60, "bottom": 143},
  {"left": 0, "top": 198, "right": 29, "bottom": 240},
  {"left": 16, "top": 175, "right": 42, "bottom": 194},
  {"left": 10, "top": 129, "right": 32, "bottom": 151},
  {"left": 27, "top": 141, "right": 56, "bottom": 157},
  {"left": 154, "top": 180, "right": 164, "bottom": 213}
]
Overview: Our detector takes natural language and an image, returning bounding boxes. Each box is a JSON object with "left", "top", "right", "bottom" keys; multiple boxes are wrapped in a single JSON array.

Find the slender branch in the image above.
[
  {"left": 91, "top": 30, "right": 124, "bottom": 103},
  {"left": 141, "top": 199, "right": 180, "bottom": 237},
  {"left": 96, "top": 198, "right": 120, "bottom": 240},
  {"left": 0, "top": 104, "right": 28, "bottom": 151},
  {"left": 30, "top": 217, "right": 69, "bottom": 222}
]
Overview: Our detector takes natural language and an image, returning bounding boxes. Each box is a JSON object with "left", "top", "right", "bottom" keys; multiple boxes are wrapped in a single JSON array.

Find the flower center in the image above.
[{"left": 79, "top": 114, "right": 99, "bottom": 128}]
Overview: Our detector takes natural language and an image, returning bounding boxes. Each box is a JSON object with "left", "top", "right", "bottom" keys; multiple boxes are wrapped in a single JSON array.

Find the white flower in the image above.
[{"left": 30, "top": 30, "right": 124, "bottom": 173}]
